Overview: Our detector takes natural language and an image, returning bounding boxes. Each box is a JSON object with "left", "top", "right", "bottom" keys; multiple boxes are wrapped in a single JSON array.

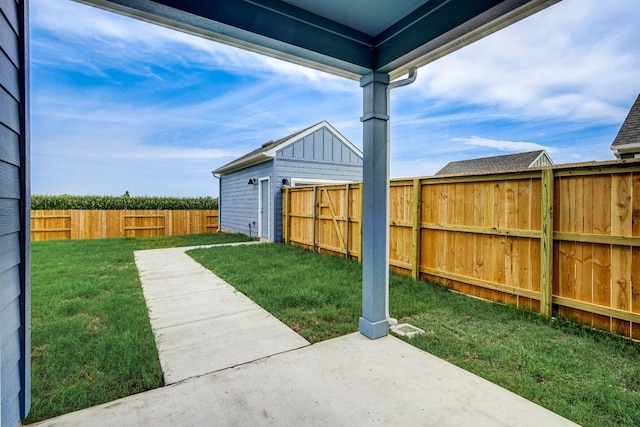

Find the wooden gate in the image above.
[{"left": 283, "top": 184, "right": 362, "bottom": 259}]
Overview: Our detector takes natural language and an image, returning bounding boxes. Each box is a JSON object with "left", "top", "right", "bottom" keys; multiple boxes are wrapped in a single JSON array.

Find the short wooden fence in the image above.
[
  {"left": 282, "top": 161, "right": 640, "bottom": 339},
  {"left": 31, "top": 210, "right": 219, "bottom": 241}
]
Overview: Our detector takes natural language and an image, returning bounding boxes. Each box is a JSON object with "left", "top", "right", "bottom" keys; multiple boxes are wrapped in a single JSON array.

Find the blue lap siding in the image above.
[
  {"left": 219, "top": 161, "right": 273, "bottom": 239},
  {"left": 0, "top": 0, "right": 30, "bottom": 425}
]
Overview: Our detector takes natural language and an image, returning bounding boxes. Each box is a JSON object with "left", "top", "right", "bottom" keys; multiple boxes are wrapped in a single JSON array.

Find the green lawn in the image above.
[
  {"left": 27, "top": 232, "right": 253, "bottom": 423},
  {"left": 189, "top": 242, "right": 640, "bottom": 427}
]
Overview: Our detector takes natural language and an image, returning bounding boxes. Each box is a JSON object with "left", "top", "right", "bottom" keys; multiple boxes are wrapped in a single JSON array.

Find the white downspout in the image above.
[
  {"left": 212, "top": 173, "right": 221, "bottom": 232},
  {"left": 385, "top": 67, "right": 418, "bottom": 325}
]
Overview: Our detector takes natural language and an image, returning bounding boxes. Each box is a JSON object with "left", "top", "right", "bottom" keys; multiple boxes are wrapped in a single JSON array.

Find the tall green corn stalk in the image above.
[{"left": 31, "top": 195, "right": 218, "bottom": 210}]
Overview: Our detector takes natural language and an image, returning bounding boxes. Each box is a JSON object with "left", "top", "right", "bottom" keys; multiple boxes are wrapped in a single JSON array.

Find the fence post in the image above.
[
  {"left": 540, "top": 168, "right": 554, "bottom": 319},
  {"left": 283, "top": 187, "right": 290, "bottom": 244},
  {"left": 412, "top": 178, "right": 422, "bottom": 280},
  {"left": 357, "top": 183, "right": 363, "bottom": 261},
  {"left": 345, "top": 184, "right": 350, "bottom": 258},
  {"left": 312, "top": 186, "right": 318, "bottom": 252}
]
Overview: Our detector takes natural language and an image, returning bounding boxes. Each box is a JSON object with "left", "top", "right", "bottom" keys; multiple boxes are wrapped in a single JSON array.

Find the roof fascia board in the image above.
[
  {"left": 376, "top": 0, "right": 503, "bottom": 69},
  {"left": 611, "top": 142, "right": 640, "bottom": 154},
  {"left": 78, "top": 0, "right": 373, "bottom": 80},
  {"left": 213, "top": 156, "right": 271, "bottom": 175},
  {"left": 262, "top": 121, "right": 363, "bottom": 158},
  {"left": 79, "top": 0, "right": 558, "bottom": 80},
  {"left": 380, "top": 0, "right": 560, "bottom": 80}
]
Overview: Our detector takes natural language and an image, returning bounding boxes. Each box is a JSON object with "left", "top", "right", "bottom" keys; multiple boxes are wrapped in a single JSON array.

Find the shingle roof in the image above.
[
  {"left": 611, "top": 93, "right": 640, "bottom": 148},
  {"left": 436, "top": 150, "right": 549, "bottom": 176},
  {"left": 213, "top": 123, "right": 316, "bottom": 174}
]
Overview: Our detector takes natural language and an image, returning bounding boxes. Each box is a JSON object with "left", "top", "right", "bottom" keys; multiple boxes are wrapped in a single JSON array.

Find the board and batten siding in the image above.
[
  {"left": 0, "top": 0, "right": 29, "bottom": 425},
  {"left": 276, "top": 127, "right": 362, "bottom": 166},
  {"left": 219, "top": 161, "right": 273, "bottom": 239}
]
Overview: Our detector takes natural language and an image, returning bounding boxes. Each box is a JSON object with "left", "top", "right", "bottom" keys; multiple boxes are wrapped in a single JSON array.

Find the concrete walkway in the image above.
[
  {"left": 134, "top": 243, "right": 309, "bottom": 384},
  {"left": 32, "top": 243, "right": 578, "bottom": 426}
]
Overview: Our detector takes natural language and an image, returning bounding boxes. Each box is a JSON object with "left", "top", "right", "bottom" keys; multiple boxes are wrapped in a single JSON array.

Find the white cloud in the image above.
[
  {"left": 453, "top": 136, "right": 556, "bottom": 153},
  {"left": 408, "top": 0, "right": 640, "bottom": 124},
  {"left": 30, "top": 0, "right": 355, "bottom": 90}
]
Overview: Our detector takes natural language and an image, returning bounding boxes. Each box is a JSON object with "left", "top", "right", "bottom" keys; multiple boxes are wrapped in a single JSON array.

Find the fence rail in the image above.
[
  {"left": 31, "top": 210, "right": 219, "bottom": 241},
  {"left": 283, "top": 161, "right": 640, "bottom": 340}
]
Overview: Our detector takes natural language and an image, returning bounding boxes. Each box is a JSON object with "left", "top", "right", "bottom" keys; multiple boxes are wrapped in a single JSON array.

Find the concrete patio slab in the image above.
[{"left": 31, "top": 333, "right": 578, "bottom": 427}]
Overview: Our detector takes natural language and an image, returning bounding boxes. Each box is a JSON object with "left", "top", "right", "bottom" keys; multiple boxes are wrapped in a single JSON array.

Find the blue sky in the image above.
[{"left": 30, "top": 0, "right": 640, "bottom": 197}]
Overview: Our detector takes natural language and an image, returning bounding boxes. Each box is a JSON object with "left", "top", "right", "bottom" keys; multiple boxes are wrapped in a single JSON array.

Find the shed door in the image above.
[{"left": 259, "top": 178, "right": 270, "bottom": 239}]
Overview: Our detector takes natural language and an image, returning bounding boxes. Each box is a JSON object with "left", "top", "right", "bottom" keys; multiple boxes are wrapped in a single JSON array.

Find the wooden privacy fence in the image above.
[
  {"left": 282, "top": 161, "right": 640, "bottom": 340},
  {"left": 31, "top": 210, "right": 219, "bottom": 241}
]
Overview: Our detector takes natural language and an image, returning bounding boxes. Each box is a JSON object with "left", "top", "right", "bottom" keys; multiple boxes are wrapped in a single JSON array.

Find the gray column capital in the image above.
[
  {"left": 360, "top": 72, "right": 390, "bottom": 124},
  {"left": 359, "top": 71, "right": 390, "bottom": 87}
]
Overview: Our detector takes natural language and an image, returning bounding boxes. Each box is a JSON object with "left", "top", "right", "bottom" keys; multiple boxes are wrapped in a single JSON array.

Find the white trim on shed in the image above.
[{"left": 258, "top": 176, "right": 271, "bottom": 240}]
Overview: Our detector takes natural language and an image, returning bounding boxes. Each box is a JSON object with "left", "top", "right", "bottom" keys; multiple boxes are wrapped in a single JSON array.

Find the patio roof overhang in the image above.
[
  {"left": 77, "top": 0, "right": 560, "bottom": 339},
  {"left": 77, "top": 0, "right": 559, "bottom": 80}
]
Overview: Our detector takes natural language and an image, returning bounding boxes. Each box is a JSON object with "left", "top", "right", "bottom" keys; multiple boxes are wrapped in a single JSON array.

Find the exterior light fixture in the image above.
[
  {"left": 282, "top": 178, "right": 290, "bottom": 186},
  {"left": 247, "top": 178, "right": 256, "bottom": 185}
]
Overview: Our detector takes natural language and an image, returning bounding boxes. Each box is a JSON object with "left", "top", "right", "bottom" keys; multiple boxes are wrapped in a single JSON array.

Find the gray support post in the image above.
[{"left": 359, "top": 71, "right": 390, "bottom": 339}]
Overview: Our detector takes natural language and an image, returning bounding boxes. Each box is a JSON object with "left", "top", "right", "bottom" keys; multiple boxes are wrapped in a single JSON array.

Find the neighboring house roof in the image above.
[
  {"left": 435, "top": 150, "right": 553, "bottom": 175},
  {"left": 213, "top": 121, "right": 362, "bottom": 174},
  {"left": 610, "top": 93, "right": 640, "bottom": 159}
]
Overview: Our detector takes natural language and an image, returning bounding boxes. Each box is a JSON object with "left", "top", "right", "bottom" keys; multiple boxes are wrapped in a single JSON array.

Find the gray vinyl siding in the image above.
[
  {"left": 276, "top": 128, "right": 362, "bottom": 165},
  {"left": 274, "top": 159, "right": 362, "bottom": 241},
  {"left": 219, "top": 161, "right": 273, "bottom": 238},
  {"left": 0, "top": 0, "right": 29, "bottom": 425}
]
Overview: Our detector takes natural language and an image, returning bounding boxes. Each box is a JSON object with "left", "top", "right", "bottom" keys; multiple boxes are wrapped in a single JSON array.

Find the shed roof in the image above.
[
  {"left": 610, "top": 93, "right": 640, "bottom": 157},
  {"left": 435, "top": 150, "right": 550, "bottom": 175},
  {"left": 213, "top": 121, "right": 361, "bottom": 174}
]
